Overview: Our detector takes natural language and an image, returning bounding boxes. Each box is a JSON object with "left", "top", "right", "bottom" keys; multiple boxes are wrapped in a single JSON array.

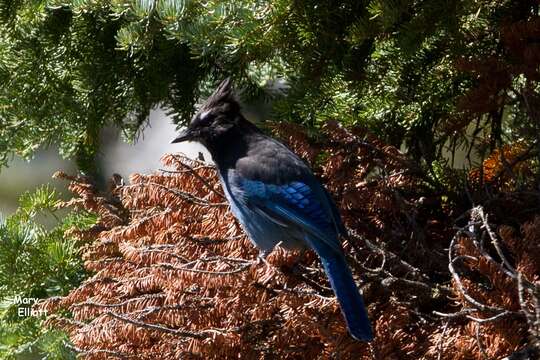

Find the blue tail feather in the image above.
[{"left": 321, "top": 254, "right": 373, "bottom": 341}]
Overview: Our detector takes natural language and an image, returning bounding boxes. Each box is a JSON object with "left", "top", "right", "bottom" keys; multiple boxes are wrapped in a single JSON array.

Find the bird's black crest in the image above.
[{"left": 200, "top": 78, "right": 240, "bottom": 113}]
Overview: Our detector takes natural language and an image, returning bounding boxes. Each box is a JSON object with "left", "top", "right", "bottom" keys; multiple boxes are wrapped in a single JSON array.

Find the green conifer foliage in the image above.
[
  {"left": 0, "top": 185, "right": 94, "bottom": 359},
  {"left": 1, "top": 0, "right": 538, "bottom": 183}
]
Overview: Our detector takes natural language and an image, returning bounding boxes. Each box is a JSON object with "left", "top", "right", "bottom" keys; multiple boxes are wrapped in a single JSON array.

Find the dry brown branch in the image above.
[
  {"left": 41, "top": 123, "right": 539, "bottom": 359},
  {"left": 64, "top": 342, "right": 138, "bottom": 359},
  {"left": 123, "top": 182, "right": 227, "bottom": 207},
  {"left": 105, "top": 311, "right": 211, "bottom": 339}
]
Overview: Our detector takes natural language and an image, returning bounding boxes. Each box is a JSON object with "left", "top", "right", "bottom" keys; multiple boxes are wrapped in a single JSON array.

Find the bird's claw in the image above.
[{"left": 257, "top": 252, "right": 271, "bottom": 267}]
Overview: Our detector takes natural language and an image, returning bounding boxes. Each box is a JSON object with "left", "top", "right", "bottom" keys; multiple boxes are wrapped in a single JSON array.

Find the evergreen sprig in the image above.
[{"left": 0, "top": 185, "right": 93, "bottom": 359}]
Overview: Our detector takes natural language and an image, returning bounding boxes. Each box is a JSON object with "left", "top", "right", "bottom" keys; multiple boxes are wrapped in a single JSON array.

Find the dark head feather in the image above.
[
  {"left": 171, "top": 78, "right": 252, "bottom": 147},
  {"left": 199, "top": 77, "right": 240, "bottom": 114}
]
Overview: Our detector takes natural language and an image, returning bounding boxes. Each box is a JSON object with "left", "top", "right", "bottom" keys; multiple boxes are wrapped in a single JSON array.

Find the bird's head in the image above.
[{"left": 171, "top": 78, "right": 243, "bottom": 146}]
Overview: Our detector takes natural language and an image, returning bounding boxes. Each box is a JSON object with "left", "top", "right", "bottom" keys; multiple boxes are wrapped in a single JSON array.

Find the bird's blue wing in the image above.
[
  {"left": 322, "top": 187, "right": 347, "bottom": 236},
  {"left": 232, "top": 175, "right": 373, "bottom": 341},
  {"left": 234, "top": 176, "right": 343, "bottom": 255}
]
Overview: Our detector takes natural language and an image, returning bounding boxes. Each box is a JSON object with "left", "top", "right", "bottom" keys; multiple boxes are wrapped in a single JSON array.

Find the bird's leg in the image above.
[
  {"left": 257, "top": 249, "right": 271, "bottom": 267},
  {"left": 256, "top": 241, "right": 284, "bottom": 267}
]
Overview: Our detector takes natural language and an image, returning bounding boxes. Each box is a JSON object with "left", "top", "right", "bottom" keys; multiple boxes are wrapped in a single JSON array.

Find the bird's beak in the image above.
[{"left": 171, "top": 128, "right": 193, "bottom": 144}]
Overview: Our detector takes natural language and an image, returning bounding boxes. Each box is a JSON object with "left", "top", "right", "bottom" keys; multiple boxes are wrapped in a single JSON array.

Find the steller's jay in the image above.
[{"left": 171, "top": 79, "right": 373, "bottom": 341}]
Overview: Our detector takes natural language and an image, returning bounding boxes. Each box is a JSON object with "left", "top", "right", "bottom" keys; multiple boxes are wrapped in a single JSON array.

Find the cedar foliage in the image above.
[{"left": 37, "top": 125, "right": 539, "bottom": 359}]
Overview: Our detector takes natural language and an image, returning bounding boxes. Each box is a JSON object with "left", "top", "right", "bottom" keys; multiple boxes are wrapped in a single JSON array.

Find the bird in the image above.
[{"left": 171, "top": 79, "right": 373, "bottom": 341}]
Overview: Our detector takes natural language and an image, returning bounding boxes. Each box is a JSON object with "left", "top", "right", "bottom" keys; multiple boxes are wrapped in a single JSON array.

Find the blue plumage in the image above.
[{"left": 172, "top": 79, "right": 373, "bottom": 341}]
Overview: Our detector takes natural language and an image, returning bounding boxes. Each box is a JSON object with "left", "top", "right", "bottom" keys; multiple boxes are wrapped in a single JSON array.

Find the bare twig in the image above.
[
  {"left": 123, "top": 243, "right": 191, "bottom": 263},
  {"left": 466, "top": 310, "right": 515, "bottom": 323},
  {"left": 124, "top": 182, "right": 227, "bottom": 207},
  {"left": 153, "top": 255, "right": 254, "bottom": 275},
  {"left": 188, "top": 234, "right": 244, "bottom": 245},
  {"left": 170, "top": 153, "right": 214, "bottom": 170},
  {"left": 64, "top": 342, "right": 137, "bottom": 358},
  {"left": 71, "top": 293, "right": 166, "bottom": 309},
  {"left": 475, "top": 322, "right": 488, "bottom": 360},
  {"left": 437, "top": 205, "right": 540, "bottom": 360},
  {"left": 436, "top": 321, "right": 450, "bottom": 360},
  {"left": 473, "top": 207, "right": 516, "bottom": 274},
  {"left": 448, "top": 229, "right": 506, "bottom": 313},
  {"left": 518, "top": 273, "right": 536, "bottom": 329},
  {"left": 347, "top": 228, "right": 429, "bottom": 281},
  {"left": 106, "top": 311, "right": 211, "bottom": 339},
  {"left": 159, "top": 158, "right": 225, "bottom": 199},
  {"left": 433, "top": 308, "right": 476, "bottom": 319}
]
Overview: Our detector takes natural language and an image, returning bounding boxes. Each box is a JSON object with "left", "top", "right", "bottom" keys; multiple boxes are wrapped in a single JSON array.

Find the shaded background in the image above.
[
  {"left": 0, "top": 100, "right": 269, "bottom": 215},
  {"left": 0, "top": 109, "right": 205, "bottom": 215}
]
